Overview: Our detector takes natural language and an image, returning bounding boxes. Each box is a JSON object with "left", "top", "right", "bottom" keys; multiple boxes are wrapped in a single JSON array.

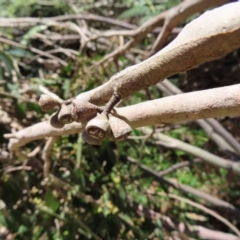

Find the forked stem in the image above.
[{"left": 103, "top": 92, "right": 121, "bottom": 115}]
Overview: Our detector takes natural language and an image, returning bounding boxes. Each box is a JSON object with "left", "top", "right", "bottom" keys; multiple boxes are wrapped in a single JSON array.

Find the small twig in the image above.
[
  {"left": 42, "top": 137, "right": 59, "bottom": 177},
  {"left": 54, "top": 219, "right": 60, "bottom": 238},
  {"left": 157, "top": 158, "right": 201, "bottom": 177},
  {"left": 153, "top": 132, "right": 240, "bottom": 175},
  {"left": 39, "top": 85, "right": 63, "bottom": 103},
  {"left": 4, "top": 166, "right": 32, "bottom": 173},
  {"left": 0, "top": 14, "right": 137, "bottom": 29}
]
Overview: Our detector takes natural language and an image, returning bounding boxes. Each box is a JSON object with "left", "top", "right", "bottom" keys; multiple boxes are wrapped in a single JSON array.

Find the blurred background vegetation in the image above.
[{"left": 0, "top": 0, "right": 240, "bottom": 239}]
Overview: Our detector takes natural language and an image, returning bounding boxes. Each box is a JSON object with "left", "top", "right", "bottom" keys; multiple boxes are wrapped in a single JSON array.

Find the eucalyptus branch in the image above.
[
  {"left": 42, "top": 137, "right": 59, "bottom": 177},
  {"left": 5, "top": 83, "right": 240, "bottom": 151}
]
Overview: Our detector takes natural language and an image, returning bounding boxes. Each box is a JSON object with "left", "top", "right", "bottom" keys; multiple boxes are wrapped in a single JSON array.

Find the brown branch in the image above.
[
  {"left": 157, "top": 159, "right": 201, "bottom": 176},
  {"left": 0, "top": 13, "right": 136, "bottom": 29},
  {"left": 89, "top": 27, "right": 182, "bottom": 40},
  {"left": 5, "top": 83, "right": 240, "bottom": 152},
  {"left": 150, "top": 0, "right": 229, "bottom": 55}
]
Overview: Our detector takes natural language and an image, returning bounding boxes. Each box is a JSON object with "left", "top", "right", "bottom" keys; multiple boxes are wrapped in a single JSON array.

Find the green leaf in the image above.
[
  {"left": 119, "top": 5, "right": 150, "bottom": 19},
  {"left": 118, "top": 185, "right": 126, "bottom": 202},
  {"left": 62, "top": 79, "right": 71, "bottom": 100},
  {"left": 21, "top": 25, "right": 47, "bottom": 45},
  {"left": 0, "top": 50, "right": 16, "bottom": 73},
  {"left": 8, "top": 48, "right": 34, "bottom": 58},
  {"left": 0, "top": 214, "right": 7, "bottom": 226},
  {"left": 18, "top": 225, "right": 28, "bottom": 234},
  {"left": 44, "top": 191, "right": 59, "bottom": 212},
  {"left": 89, "top": 173, "right": 96, "bottom": 183}
]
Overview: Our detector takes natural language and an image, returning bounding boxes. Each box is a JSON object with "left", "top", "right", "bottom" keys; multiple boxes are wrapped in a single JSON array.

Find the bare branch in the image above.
[
  {"left": 0, "top": 13, "right": 137, "bottom": 29},
  {"left": 5, "top": 83, "right": 240, "bottom": 151}
]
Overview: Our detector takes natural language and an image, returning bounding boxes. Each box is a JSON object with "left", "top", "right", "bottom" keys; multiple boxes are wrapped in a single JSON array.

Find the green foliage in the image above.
[
  {"left": 0, "top": 0, "right": 68, "bottom": 17},
  {"left": 120, "top": 0, "right": 181, "bottom": 24}
]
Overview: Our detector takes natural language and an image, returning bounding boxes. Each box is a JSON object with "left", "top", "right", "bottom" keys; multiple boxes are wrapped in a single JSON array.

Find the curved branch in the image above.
[
  {"left": 0, "top": 13, "right": 136, "bottom": 29},
  {"left": 78, "top": 1, "right": 240, "bottom": 105}
]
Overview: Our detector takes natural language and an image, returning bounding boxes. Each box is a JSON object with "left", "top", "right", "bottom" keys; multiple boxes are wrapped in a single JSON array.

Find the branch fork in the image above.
[{"left": 39, "top": 94, "right": 132, "bottom": 145}]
